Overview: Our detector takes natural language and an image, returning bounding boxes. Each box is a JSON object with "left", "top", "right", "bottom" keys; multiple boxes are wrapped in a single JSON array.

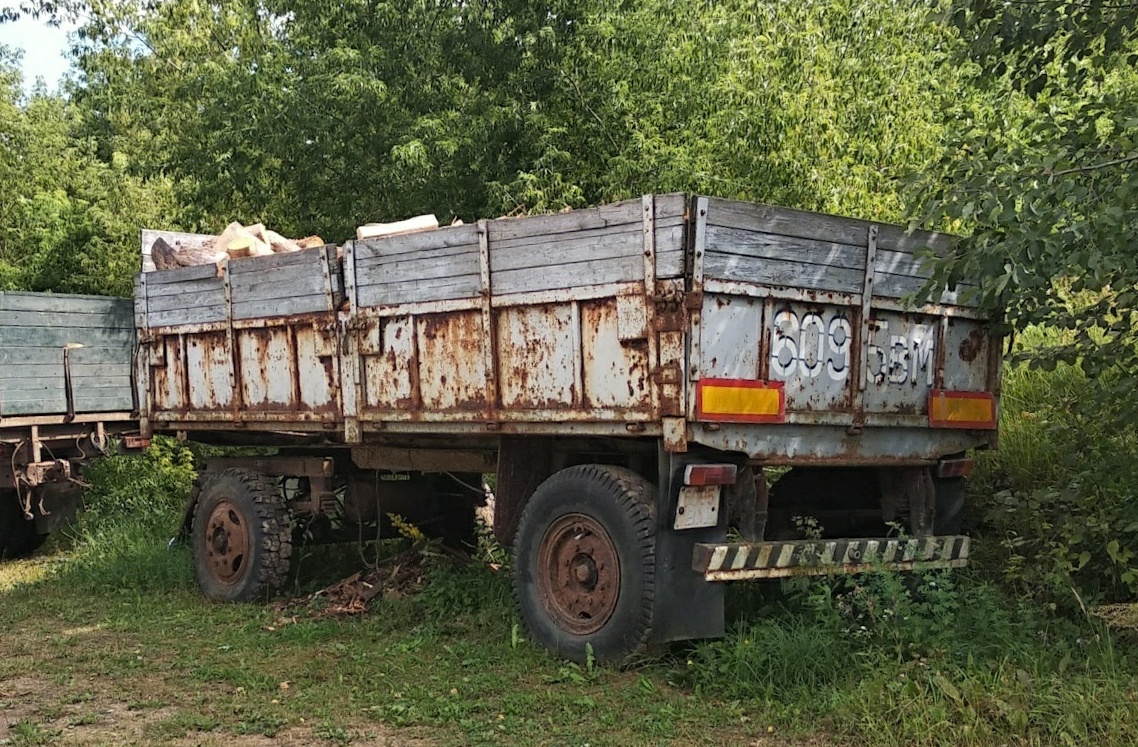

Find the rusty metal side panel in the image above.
[
  {"left": 699, "top": 294, "right": 763, "bottom": 380},
  {"left": 150, "top": 337, "right": 186, "bottom": 412},
  {"left": 496, "top": 303, "right": 579, "bottom": 410},
  {"left": 361, "top": 315, "right": 415, "bottom": 411},
  {"left": 417, "top": 310, "right": 489, "bottom": 412},
  {"left": 185, "top": 332, "right": 233, "bottom": 410},
  {"left": 580, "top": 298, "right": 651, "bottom": 411}
]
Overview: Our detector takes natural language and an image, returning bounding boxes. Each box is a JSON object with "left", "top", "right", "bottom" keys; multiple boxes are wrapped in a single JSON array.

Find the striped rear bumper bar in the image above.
[{"left": 693, "top": 535, "right": 970, "bottom": 581}]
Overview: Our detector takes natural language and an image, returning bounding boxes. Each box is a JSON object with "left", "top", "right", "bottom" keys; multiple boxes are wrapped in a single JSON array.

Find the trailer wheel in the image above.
[
  {"left": 513, "top": 465, "right": 656, "bottom": 664},
  {"left": 0, "top": 490, "right": 46, "bottom": 559},
  {"left": 191, "top": 469, "right": 292, "bottom": 602},
  {"left": 933, "top": 477, "right": 966, "bottom": 534}
]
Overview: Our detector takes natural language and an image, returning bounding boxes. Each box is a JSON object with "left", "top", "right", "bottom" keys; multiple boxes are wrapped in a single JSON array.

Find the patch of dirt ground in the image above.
[{"left": 0, "top": 674, "right": 435, "bottom": 747}]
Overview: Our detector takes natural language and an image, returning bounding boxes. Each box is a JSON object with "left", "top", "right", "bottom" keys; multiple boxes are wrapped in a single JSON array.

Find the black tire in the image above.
[
  {"left": 0, "top": 489, "right": 46, "bottom": 560},
  {"left": 512, "top": 465, "right": 656, "bottom": 664},
  {"left": 933, "top": 476, "right": 966, "bottom": 534},
  {"left": 191, "top": 469, "right": 292, "bottom": 602}
]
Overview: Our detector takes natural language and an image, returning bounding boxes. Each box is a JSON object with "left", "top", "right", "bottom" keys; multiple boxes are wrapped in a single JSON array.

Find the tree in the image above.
[
  {"left": 915, "top": 1, "right": 1138, "bottom": 391},
  {"left": 0, "top": 45, "right": 177, "bottom": 296}
]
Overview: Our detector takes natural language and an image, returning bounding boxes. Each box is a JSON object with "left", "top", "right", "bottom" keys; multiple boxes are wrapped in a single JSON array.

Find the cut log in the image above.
[
  {"left": 356, "top": 214, "right": 439, "bottom": 241},
  {"left": 264, "top": 230, "right": 303, "bottom": 254},
  {"left": 296, "top": 236, "right": 325, "bottom": 250},
  {"left": 152, "top": 237, "right": 225, "bottom": 270}
]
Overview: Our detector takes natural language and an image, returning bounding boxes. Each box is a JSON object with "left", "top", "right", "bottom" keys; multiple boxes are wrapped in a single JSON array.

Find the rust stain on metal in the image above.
[{"left": 958, "top": 326, "right": 984, "bottom": 363}]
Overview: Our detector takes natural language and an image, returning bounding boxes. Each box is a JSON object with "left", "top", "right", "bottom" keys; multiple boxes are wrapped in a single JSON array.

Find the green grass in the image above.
[
  {"left": 4, "top": 355, "right": 1138, "bottom": 746},
  {"left": 4, "top": 520, "right": 1138, "bottom": 747}
]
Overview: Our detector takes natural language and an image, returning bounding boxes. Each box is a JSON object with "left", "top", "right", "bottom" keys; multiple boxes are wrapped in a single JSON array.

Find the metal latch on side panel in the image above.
[
  {"left": 674, "top": 485, "right": 721, "bottom": 530},
  {"left": 616, "top": 293, "right": 649, "bottom": 343}
]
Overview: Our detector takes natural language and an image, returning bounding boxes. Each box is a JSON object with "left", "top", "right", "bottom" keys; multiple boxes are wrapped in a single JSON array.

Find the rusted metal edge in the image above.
[
  {"left": 204, "top": 455, "right": 333, "bottom": 477},
  {"left": 694, "top": 535, "right": 969, "bottom": 581},
  {"left": 689, "top": 197, "right": 709, "bottom": 392}
]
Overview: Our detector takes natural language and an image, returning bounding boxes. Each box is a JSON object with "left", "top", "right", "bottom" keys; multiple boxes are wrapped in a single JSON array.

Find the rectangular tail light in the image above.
[{"left": 684, "top": 464, "right": 739, "bottom": 486}]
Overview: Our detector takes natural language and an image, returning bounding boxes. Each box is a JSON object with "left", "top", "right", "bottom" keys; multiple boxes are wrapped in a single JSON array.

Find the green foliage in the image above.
[
  {"left": 58, "top": 436, "right": 196, "bottom": 592},
  {"left": 914, "top": 2, "right": 1138, "bottom": 415},
  {"left": 0, "top": 46, "right": 178, "bottom": 296},
  {"left": 968, "top": 329, "right": 1138, "bottom": 605},
  {"left": 81, "top": 435, "right": 196, "bottom": 523},
  {"left": 680, "top": 574, "right": 1138, "bottom": 746}
]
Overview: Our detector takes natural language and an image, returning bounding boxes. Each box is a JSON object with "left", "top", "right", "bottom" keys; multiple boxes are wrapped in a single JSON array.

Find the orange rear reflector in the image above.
[
  {"left": 928, "top": 390, "right": 997, "bottom": 430},
  {"left": 696, "top": 379, "right": 785, "bottom": 423}
]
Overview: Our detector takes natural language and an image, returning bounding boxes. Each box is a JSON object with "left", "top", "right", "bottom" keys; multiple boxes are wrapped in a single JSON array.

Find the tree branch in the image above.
[{"left": 1046, "top": 153, "right": 1138, "bottom": 177}]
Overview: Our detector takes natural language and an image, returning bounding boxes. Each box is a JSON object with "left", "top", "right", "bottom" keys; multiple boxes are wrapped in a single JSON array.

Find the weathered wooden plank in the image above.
[
  {"left": 705, "top": 197, "right": 870, "bottom": 247},
  {"left": 0, "top": 309, "right": 134, "bottom": 331},
  {"left": 2, "top": 375, "right": 132, "bottom": 393},
  {"left": 488, "top": 214, "right": 684, "bottom": 253},
  {"left": 230, "top": 273, "right": 329, "bottom": 303},
  {"left": 654, "top": 192, "right": 688, "bottom": 221},
  {"left": 355, "top": 242, "right": 479, "bottom": 272},
  {"left": 873, "top": 271, "right": 978, "bottom": 307},
  {"left": 656, "top": 249, "right": 685, "bottom": 278},
  {"left": 704, "top": 197, "right": 956, "bottom": 257},
  {"left": 145, "top": 288, "right": 228, "bottom": 314},
  {"left": 0, "top": 363, "right": 132, "bottom": 380},
  {"left": 2, "top": 393, "right": 132, "bottom": 416},
  {"left": 227, "top": 246, "right": 331, "bottom": 275},
  {"left": 357, "top": 275, "right": 481, "bottom": 307},
  {"left": 144, "top": 275, "right": 226, "bottom": 299},
  {"left": 0, "top": 326, "right": 135, "bottom": 347},
  {"left": 146, "top": 305, "right": 228, "bottom": 328},
  {"left": 144, "top": 263, "right": 223, "bottom": 286},
  {"left": 490, "top": 229, "right": 641, "bottom": 273},
  {"left": 706, "top": 225, "right": 867, "bottom": 272},
  {"left": 875, "top": 224, "right": 956, "bottom": 256},
  {"left": 354, "top": 225, "right": 481, "bottom": 262},
  {"left": 703, "top": 251, "right": 865, "bottom": 295},
  {"left": 356, "top": 251, "right": 481, "bottom": 284},
  {"left": 0, "top": 346, "right": 131, "bottom": 366},
  {"left": 874, "top": 248, "right": 976, "bottom": 287},
  {"left": 231, "top": 296, "right": 333, "bottom": 320},
  {"left": 492, "top": 255, "right": 643, "bottom": 296},
  {"left": 0, "top": 292, "right": 132, "bottom": 314},
  {"left": 489, "top": 198, "right": 643, "bottom": 243}
]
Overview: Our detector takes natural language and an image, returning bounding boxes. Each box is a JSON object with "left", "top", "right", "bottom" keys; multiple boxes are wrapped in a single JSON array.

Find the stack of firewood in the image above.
[
  {"left": 152, "top": 213, "right": 445, "bottom": 271},
  {"left": 151, "top": 222, "right": 326, "bottom": 271}
]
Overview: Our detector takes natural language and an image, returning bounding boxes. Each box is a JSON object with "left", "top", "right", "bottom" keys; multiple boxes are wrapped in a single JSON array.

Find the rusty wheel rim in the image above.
[
  {"left": 204, "top": 499, "right": 250, "bottom": 585},
  {"left": 536, "top": 513, "right": 620, "bottom": 636}
]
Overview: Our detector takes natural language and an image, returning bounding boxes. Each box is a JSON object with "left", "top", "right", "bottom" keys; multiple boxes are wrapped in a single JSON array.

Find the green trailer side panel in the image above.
[{"left": 0, "top": 292, "right": 136, "bottom": 417}]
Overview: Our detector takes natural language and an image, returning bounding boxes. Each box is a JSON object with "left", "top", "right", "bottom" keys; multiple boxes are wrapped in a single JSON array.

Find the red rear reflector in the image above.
[
  {"left": 936, "top": 458, "right": 974, "bottom": 478},
  {"left": 928, "top": 390, "right": 997, "bottom": 430},
  {"left": 684, "top": 464, "right": 739, "bottom": 486},
  {"left": 696, "top": 378, "right": 785, "bottom": 423}
]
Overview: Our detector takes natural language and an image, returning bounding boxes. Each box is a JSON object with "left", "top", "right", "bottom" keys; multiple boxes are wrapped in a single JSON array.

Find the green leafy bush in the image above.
[{"left": 970, "top": 329, "right": 1138, "bottom": 605}]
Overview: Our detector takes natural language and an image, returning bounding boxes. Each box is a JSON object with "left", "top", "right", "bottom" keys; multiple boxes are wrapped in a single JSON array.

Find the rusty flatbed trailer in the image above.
[
  {"left": 136, "top": 194, "right": 999, "bottom": 661},
  {"left": 0, "top": 292, "right": 139, "bottom": 558}
]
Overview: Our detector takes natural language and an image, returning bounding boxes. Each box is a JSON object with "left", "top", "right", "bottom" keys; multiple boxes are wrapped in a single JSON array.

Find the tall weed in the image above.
[
  {"left": 971, "top": 326, "right": 1138, "bottom": 604},
  {"left": 57, "top": 436, "right": 196, "bottom": 592}
]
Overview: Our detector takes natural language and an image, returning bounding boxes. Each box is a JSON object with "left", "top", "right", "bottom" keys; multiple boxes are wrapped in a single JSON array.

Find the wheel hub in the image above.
[
  {"left": 204, "top": 499, "right": 249, "bottom": 584},
  {"left": 536, "top": 514, "right": 620, "bottom": 635}
]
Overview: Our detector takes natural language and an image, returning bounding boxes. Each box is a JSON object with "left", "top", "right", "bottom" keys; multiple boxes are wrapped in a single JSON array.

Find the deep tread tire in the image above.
[
  {"left": 0, "top": 489, "right": 46, "bottom": 560},
  {"left": 512, "top": 465, "right": 656, "bottom": 664},
  {"left": 933, "top": 477, "right": 966, "bottom": 535},
  {"left": 191, "top": 469, "right": 292, "bottom": 602}
]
